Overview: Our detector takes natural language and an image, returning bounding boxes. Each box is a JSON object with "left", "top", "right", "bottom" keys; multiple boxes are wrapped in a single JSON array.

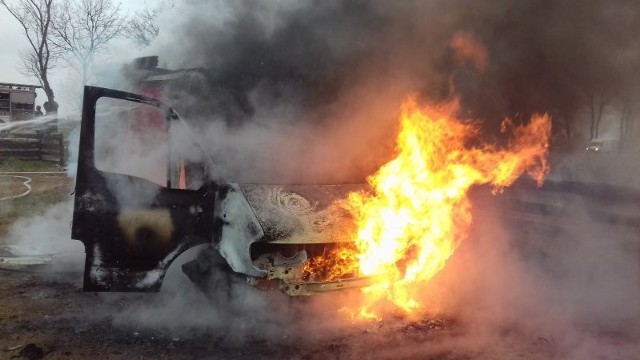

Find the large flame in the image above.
[{"left": 310, "top": 96, "right": 551, "bottom": 316}]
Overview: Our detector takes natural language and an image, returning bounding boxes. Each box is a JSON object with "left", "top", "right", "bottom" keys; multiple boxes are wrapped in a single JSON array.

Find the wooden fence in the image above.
[{"left": 0, "top": 132, "right": 65, "bottom": 166}]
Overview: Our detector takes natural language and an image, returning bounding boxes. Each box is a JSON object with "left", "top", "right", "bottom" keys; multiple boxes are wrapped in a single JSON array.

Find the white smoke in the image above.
[{"left": 3, "top": 1, "right": 640, "bottom": 359}]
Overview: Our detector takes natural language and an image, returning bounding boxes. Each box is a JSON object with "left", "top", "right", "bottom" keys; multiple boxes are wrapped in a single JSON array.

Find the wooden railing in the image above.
[{"left": 0, "top": 132, "right": 65, "bottom": 166}]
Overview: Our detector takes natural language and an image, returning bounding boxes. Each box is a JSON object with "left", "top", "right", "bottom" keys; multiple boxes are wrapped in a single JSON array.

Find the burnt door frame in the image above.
[{"left": 72, "top": 86, "right": 216, "bottom": 292}]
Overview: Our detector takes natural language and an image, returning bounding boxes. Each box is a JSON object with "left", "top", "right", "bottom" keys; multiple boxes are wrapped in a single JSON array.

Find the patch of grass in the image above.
[
  {"left": 0, "top": 174, "right": 72, "bottom": 239},
  {"left": 0, "top": 159, "right": 62, "bottom": 172}
]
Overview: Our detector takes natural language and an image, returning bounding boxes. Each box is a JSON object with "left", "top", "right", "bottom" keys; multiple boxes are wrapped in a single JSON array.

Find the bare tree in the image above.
[
  {"left": 587, "top": 92, "right": 609, "bottom": 140},
  {"left": 1, "top": 0, "right": 59, "bottom": 112},
  {"left": 53, "top": 0, "right": 126, "bottom": 86},
  {"left": 126, "top": 0, "right": 174, "bottom": 47},
  {"left": 126, "top": 5, "right": 160, "bottom": 47}
]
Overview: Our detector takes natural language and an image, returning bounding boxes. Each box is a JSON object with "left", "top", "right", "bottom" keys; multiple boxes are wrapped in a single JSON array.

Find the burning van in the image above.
[
  {"left": 72, "top": 84, "right": 552, "bottom": 312},
  {"left": 72, "top": 86, "right": 373, "bottom": 295}
]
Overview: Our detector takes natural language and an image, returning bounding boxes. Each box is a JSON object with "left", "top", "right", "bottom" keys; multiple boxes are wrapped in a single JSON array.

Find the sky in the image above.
[{"left": 0, "top": 5, "right": 40, "bottom": 85}]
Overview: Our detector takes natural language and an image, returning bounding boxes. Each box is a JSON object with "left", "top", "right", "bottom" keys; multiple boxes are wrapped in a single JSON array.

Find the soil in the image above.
[
  {"left": 0, "top": 173, "right": 558, "bottom": 359},
  {"left": 0, "top": 172, "right": 71, "bottom": 237},
  {"left": 0, "top": 269, "right": 484, "bottom": 360}
]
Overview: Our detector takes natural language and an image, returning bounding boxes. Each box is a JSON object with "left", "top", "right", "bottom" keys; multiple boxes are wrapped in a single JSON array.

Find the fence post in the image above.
[
  {"left": 58, "top": 133, "right": 64, "bottom": 167},
  {"left": 37, "top": 131, "right": 44, "bottom": 160}
]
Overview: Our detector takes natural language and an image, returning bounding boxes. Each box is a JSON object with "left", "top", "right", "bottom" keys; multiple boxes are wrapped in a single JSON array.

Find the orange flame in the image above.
[{"left": 308, "top": 96, "right": 551, "bottom": 317}]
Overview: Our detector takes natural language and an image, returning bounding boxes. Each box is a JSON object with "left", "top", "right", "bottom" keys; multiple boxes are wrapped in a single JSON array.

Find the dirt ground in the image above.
[
  {"left": 0, "top": 173, "right": 603, "bottom": 359},
  {"left": 0, "top": 267, "right": 554, "bottom": 360},
  {"left": 0, "top": 172, "right": 70, "bottom": 237}
]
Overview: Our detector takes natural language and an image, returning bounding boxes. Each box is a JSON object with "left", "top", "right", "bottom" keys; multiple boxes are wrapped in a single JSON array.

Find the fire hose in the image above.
[
  {"left": 0, "top": 175, "right": 32, "bottom": 201},
  {"left": 0, "top": 171, "right": 67, "bottom": 202}
]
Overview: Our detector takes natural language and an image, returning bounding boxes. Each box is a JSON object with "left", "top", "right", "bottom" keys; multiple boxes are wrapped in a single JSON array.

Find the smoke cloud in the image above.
[
  {"left": 4, "top": 0, "right": 640, "bottom": 358},
  {"left": 128, "top": 0, "right": 640, "bottom": 358},
  {"left": 139, "top": 0, "right": 640, "bottom": 183}
]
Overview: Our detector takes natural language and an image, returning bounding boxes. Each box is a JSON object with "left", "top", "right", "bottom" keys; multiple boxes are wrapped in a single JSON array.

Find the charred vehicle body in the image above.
[
  {"left": 72, "top": 86, "right": 370, "bottom": 295},
  {"left": 72, "top": 86, "right": 640, "bottom": 296}
]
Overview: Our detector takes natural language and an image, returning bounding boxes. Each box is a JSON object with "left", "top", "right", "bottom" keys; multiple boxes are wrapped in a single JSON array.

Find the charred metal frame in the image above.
[
  {"left": 72, "top": 86, "right": 373, "bottom": 296},
  {"left": 73, "top": 87, "right": 640, "bottom": 297},
  {"left": 72, "top": 86, "right": 216, "bottom": 292}
]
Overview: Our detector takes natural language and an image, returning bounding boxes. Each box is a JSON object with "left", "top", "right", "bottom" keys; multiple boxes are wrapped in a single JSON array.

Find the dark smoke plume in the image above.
[
  {"left": 144, "top": 0, "right": 640, "bottom": 183},
  {"left": 157, "top": 0, "right": 640, "bottom": 132}
]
